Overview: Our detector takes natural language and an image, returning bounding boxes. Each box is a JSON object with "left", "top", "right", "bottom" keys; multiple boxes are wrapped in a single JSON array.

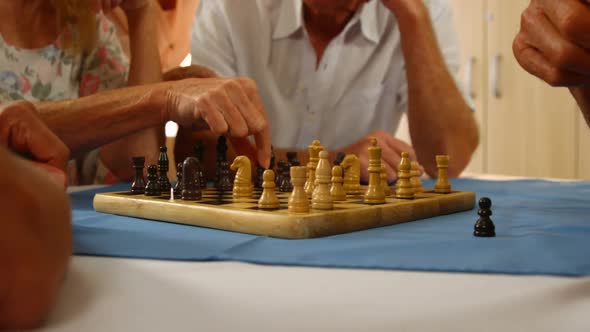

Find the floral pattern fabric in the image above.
[{"left": 0, "top": 13, "right": 129, "bottom": 184}]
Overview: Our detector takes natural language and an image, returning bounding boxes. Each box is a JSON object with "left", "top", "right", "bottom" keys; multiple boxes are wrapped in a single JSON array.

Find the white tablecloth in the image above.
[{"left": 33, "top": 176, "right": 590, "bottom": 332}]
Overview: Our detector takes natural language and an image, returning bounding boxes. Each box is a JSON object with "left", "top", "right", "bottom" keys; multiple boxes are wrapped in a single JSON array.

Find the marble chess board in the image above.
[{"left": 93, "top": 186, "right": 475, "bottom": 239}]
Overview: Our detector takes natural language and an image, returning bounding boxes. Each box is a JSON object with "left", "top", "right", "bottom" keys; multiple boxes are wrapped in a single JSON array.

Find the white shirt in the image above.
[{"left": 190, "top": 0, "right": 468, "bottom": 151}]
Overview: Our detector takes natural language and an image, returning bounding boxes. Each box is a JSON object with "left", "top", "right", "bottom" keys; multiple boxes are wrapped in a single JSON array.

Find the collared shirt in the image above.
[{"left": 190, "top": 0, "right": 468, "bottom": 150}]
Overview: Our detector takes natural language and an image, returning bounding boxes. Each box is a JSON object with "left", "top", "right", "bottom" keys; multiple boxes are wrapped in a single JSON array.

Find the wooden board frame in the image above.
[{"left": 93, "top": 187, "right": 475, "bottom": 239}]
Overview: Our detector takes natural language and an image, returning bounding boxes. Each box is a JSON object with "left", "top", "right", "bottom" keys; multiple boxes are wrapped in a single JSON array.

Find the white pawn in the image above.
[
  {"left": 312, "top": 150, "right": 333, "bottom": 210},
  {"left": 258, "top": 169, "right": 280, "bottom": 209},
  {"left": 330, "top": 165, "right": 346, "bottom": 201},
  {"left": 288, "top": 166, "right": 309, "bottom": 213}
]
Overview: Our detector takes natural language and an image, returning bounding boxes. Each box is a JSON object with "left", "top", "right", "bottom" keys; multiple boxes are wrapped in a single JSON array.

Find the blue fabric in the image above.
[{"left": 71, "top": 179, "right": 590, "bottom": 277}]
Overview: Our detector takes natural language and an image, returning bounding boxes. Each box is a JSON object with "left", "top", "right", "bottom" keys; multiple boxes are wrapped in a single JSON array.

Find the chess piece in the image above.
[
  {"left": 305, "top": 140, "right": 323, "bottom": 197},
  {"left": 217, "top": 160, "right": 233, "bottom": 191},
  {"left": 410, "top": 161, "right": 423, "bottom": 192},
  {"left": 364, "top": 138, "right": 385, "bottom": 204},
  {"left": 145, "top": 165, "right": 160, "bottom": 196},
  {"left": 279, "top": 161, "right": 293, "bottom": 192},
  {"left": 381, "top": 162, "right": 391, "bottom": 196},
  {"left": 395, "top": 152, "right": 414, "bottom": 199},
  {"left": 255, "top": 164, "right": 265, "bottom": 189},
  {"left": 194, "top": 142, "right": 207, "bottom": 188},
  {"left": 287, "top": 152, "right": 300, "bottom": 166},
  {"left": 334, "top": 152, "right": 346, "bottom": 166},
  {"left": 340, "top": 154, "right": 361, "bottom": 195},
  {"left": 181, "top": 157, "right": 201, "bottom": 200},
  {"left": 258, "top": 170, "right": 280, "bottom": 209},
  {"left": 330, "top": 165, "right": 346, "bottom": 201},
  {"left": 434, "top": 155, "right": 451, "bottom": 193},
  {"left": 215, "top": 136, "right": 228, "bottom": 184},
  {"left": 173, "top": 162, "right": 183, "bottom": 196},
  {"left": 131, "top": 156, "right": 146, "bottom": 194},
  {"left": 312, "top": 150, "right": 333, "bottom": 210},
  {"left": 288, "top": 166, "right": 310, "bottom": 213},
  {"left": 474, "top": 197, "right": 495, "bottom": 237},
  {"left": 276, "top": 160, "right": 287, "bottom": 187},
  {"left": 158, "top": 146, "right": 171, "bottom": 192},
  {"left": 230, "top": 155, "right": 253, "bottom": 199}
]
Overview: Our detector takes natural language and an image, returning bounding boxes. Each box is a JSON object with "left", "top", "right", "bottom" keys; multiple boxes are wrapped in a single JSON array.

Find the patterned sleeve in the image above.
[{"left": 79, "top": 13, "right": 130, "bottom": 97}]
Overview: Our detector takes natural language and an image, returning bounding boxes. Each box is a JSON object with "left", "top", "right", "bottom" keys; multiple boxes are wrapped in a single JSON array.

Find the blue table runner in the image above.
[{"left": 70, "top": 179, "right": 590, "bottom": 277}]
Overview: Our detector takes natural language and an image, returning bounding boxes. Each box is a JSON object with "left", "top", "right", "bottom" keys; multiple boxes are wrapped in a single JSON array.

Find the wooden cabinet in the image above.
[{"left": 449, "top": 0, "right": 587, "bottom": 179}]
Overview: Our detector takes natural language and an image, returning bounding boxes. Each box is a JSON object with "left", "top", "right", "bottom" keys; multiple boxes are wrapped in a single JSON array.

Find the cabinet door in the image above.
[
  {"left": 448, "top": 0, "right": 487, "bottom": 174},
  {"left": 486, "top": 0, "right": 579, "bottom": 178}
]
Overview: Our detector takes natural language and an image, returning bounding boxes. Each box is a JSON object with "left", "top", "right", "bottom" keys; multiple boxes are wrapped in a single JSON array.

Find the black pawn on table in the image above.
[
  {"left": 217, "top": 160, "right": 233, "bottom": 192},
  {"left": 145, "top": 165, "right": 160, "bottom": 196},
  {"left": 173, "top": 162, "right": 184, "bottom": 197},
  {"left": 131, "top": 156, "right": 146, "bottom": 194},
  {"left": 181, "top": 157, "right": 201, "bottom": 201},
  {"left": 276, "top": 160, "right": 287, "bottom": 187},
  {"left": 474, "top": 197, "right": 496, "bottom": 237},
  {"left": 287, "top": 151, "right": 300, "bottom": 166},
  {"left": 334, "top": 152, "right": 346, "bottom": 166},
  {"left": 158, "top": 146, "right": 171, "bottom": 193}
]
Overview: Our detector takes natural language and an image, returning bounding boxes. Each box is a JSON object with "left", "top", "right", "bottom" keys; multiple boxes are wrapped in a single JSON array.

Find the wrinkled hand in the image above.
[
  {"left": 513, "top": 0, "right": 590, "bottom": 87},
  {"left": 163, "top": 64, "right": 218, "bottom": 81},
  {"left": 341, "top": 130, "right": 417, "bottom": 182},
  {"left": 158, "top": 77, "right": 271, "bottom": 168},
  {"left": 0, "top": 101, "right": 70, "bottom": 188}
]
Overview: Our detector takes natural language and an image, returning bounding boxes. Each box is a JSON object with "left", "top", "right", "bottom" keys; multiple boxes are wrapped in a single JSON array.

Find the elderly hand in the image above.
[
  {"left": 341, "top": 130, "right": 418, "bottom": 182},
  {"left": 0, "top": 101, "right": 70, "bottom": 188},
  {"left": 97, "top": 0, "right": 149, "bottom": 14},
  {"left": 156, "top": 77, "right": 271, "bottom": 168},
  {"left": 513, "top": 0, "right": 590, "bottom": 87}
]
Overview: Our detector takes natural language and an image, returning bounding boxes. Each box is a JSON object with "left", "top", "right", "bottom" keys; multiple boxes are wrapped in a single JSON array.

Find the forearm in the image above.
[
  {"left": 396, "top": 7, "right": 478, "bottom": 177},
  {"left": 97, "top": 3, "right": 163, "bottom": 180},
  {"left": 569, "top": 87, "right": 590, "bottom": 129},
  {"left": 36, "top": 85, "right": 166, "bottom": 157}
]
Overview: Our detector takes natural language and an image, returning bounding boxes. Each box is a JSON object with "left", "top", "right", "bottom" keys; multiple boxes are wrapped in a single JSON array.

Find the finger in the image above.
[
  {"left": 195, "top": 97, "right": 228, "bottom": 134},
  {"left": 163, "top": 65, "right": 218, "bottom": 81},
  {"left": 224, "top": 80, "right": 267, "bottom": 136},
  {"left": 540, "top": 0, "right": 590, "bottom": 50},
  {"left": 520, "top": 5, "right": 590, "bottom": 75},
  {"left": 252, "top": 122, "right": 271, "bottom": 169},
  {"left": 383, "top": 161, "right": 397, "bottom": 182},
  {"left": 211, "top": 89, "right": 249, "bottom": 137},
  {"left": 513, "top": 35, "right": 588, "bottom": 86},
  {"left": 380, "top": 145, "right": 401, "bottom": 179},
  {"left": 386, "top": 136, "right": 417, "bottom": 162},
  {"left": 228, "top": 137, "right": 258, "bottom": 165},
  {"left": 237, "top": 78, "right": 268, "bottom": 133},
  {"left": 33, "top": 162, "right": 68, "bottom": 190}
]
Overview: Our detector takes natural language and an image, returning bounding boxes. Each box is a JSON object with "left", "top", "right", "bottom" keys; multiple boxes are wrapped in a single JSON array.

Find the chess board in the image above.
[{"left": 93, "top": 185, "right": 475, "bottom": 239}]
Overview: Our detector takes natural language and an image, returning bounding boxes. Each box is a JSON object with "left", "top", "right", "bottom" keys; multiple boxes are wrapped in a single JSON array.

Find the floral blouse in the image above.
[{"left": 0, "top": 13, "right": 130, "bottom": 184}]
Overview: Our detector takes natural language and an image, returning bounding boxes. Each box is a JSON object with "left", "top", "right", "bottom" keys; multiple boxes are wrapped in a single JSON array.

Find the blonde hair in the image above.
[{"left": 51, "top": 0, "right": 97, "bottom": 52}]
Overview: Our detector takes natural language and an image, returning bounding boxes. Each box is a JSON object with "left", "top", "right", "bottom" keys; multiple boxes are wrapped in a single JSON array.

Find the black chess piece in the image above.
[
  {"left": 334, "top": 152, "right": 346, "bottom": 166},
  {"left": 276, "top": 160, "right": 286, "bottom": 187},
  {"left": 474, "top": 197, "right": 495, "bottom": 237},
  {"left": 255, "top": 164, "right": 265, "bottom": 189},
  {"left": 215, "top": 136, "right": 228, "bottom": 185},
  {"left": 181, "top": 157, "right": 201, "bottom": 200},
  {"left": 279, "top": 161, "right": 293, "bottom": 192},
  {"left": 217, "top": 160, "right": 233, "bottom": 191},
  {"left": 269, "top": 145, "right": 276, "bottom": 170},
  {"left": 131, "top": 156, "right": 146, "bottom": 194},
  {"left": 145, "top": 165, "right": 160, "bottom": 196},
  {"left": 158, "top": 146, "right": 171, "bottom": 193},
  {"left": 286, "top": 152, "right": 300, "bottom": 166},
  {"left": 194, "top": 141, "right": 207, "bottom": 188},
  {"left": 174, "top": 162, "right": 184, "bottom": 197}
]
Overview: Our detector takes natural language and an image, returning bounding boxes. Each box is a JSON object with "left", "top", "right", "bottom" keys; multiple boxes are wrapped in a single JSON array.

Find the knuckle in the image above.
[
  {"left": 558, "top": 10, "right": 582, "bottom": 39},
  {"left": 544, "top": 67, "right": 568, "bottom": 87},
  {"left": 553, "top": 44, "right": 576, "bottom": 68}
]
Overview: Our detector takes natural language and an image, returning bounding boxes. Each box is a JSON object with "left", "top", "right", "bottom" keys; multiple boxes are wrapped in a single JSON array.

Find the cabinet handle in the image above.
[
  {"left": 463, "top": 56, "right": 476, "bottom": 99},
  {"left": 490, "top": 54, "right": 502, "bottom": 98}
]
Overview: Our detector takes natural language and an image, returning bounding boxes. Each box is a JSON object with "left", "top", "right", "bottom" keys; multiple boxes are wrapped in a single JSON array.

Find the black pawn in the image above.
[
  {"left": 174, "top": 162, "right": 184, "bottom": 197},
  {"left": 287, "top": 152, "right": 300, "bottom": 166},
  {"left": 158, "top": 146, "right": 171, "bottom": 193},
  {"left": 131, "top": 156, "right": 146, "bottom": 194},
  {"left": 145, "top": 165, "right": 160, "bottom": 196},
  {"left": 217, "top": 160, "right": 233, "bottom": 191},
  {"left": 215, "top": 136, "right": 228, "bottom": 184},
  {"left": 255, "top": 164, "right": 265, "bottom": 189},
  {"left": 279, "top": 161, "right": 293, "bottom": 192},
  {"left": 276, "top": 160, "right": 287, "bottom": 187},
  {"left": 181, "top": 157, "right": 201, "bottom": 200},
  {"left": 474, "top": 197, "right": 495, "bottom": 237}
]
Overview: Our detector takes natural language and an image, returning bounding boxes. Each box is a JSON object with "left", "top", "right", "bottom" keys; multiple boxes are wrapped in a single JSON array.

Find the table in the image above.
[{"left": 33, "top": 176, "right": 590, "bottom": 332}]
